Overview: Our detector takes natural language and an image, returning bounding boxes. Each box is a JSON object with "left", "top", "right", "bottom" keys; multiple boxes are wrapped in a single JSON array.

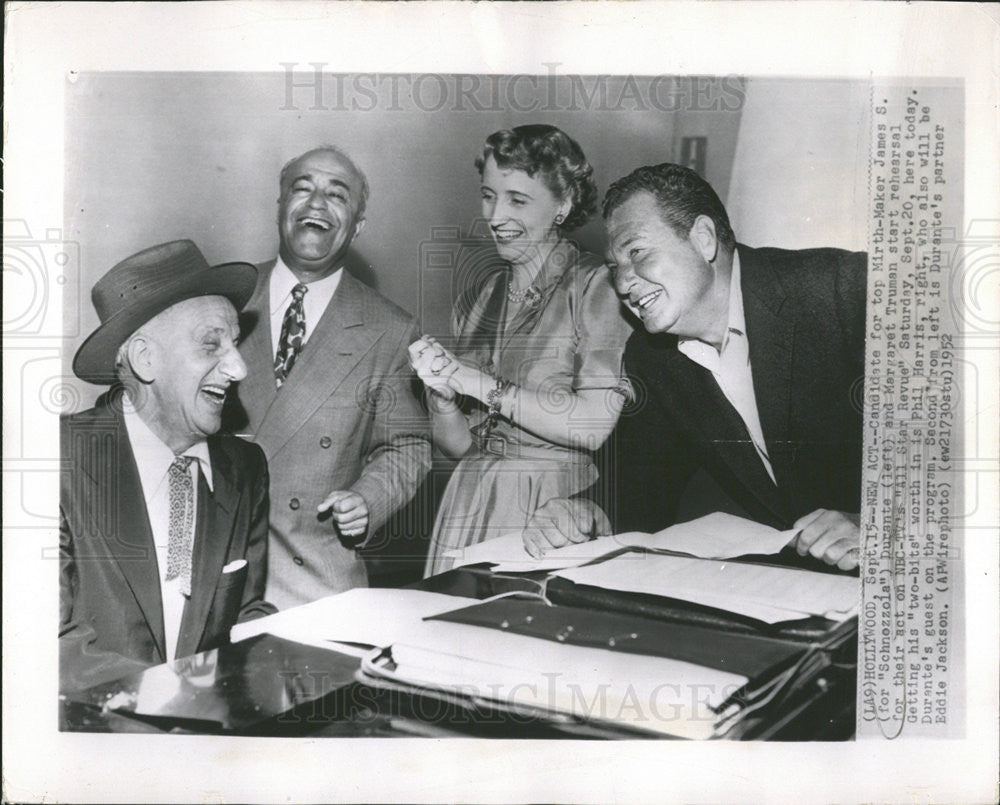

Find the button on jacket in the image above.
[{"left": 226, "top": 263, "right": 432, "bottom": 610}]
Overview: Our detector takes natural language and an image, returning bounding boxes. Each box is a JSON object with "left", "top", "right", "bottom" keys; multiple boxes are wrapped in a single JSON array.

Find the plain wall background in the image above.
[
  {"left": 63, "top": 73, "right": 868, "bottom": 410},
  {"left": 727, "top": 78, "right": 871, "bottom": 250}
]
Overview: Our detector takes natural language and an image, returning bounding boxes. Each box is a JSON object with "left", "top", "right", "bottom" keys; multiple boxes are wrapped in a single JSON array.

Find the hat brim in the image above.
[{"left": 73, "top": 262, "right": 258, "bottom": 385}]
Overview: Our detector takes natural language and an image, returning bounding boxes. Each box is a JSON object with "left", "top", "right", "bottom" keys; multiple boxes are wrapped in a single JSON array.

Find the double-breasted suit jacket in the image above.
[
  {"left": 59, "top": 394, "right": 274, "bottom": 693},
  {"left": 228, "top": 263, "right": 432, "bottom": 609},
  {"left": 611, "top": 244, "right": 868, "bottom": 535}
]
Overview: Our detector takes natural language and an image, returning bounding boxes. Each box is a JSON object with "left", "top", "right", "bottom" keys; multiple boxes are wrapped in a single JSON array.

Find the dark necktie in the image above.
[
  {"left": 166, "top": 455, "right": 195, "bottom": 597},
  {"left": 274, "top": 283, "right": 308, "bottom": 386}
]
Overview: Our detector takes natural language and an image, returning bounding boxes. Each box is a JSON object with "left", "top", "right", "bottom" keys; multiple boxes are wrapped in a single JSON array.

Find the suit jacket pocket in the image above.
[
  {"left": 217, "top": 563, "right": 249, "bottom": 590},
  {"left": 201, "top": 564, "right": 248, "bottom": 651}
]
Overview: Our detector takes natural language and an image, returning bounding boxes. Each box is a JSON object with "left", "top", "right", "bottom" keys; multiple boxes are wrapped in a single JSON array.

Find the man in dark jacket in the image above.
[
  {"left": 61, "top": 240, "right": 275, "bottom": 693},
  {"left": 525, "top": 163, "right": 865, "bottom": 571}
]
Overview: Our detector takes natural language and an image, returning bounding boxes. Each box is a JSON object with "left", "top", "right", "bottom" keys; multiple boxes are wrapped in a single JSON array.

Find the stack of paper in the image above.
[
  {"left": 445, "top": 512, "right": 798, "bottom": 573},
  {"left": 232, "top": 587, "right": 756, "bottom": 738},
  {"left": 361, "top": 617, "right": 750, "bottom": 740},
  {"left": 555, "top": 554, "right": 859, "bottom": 624},
  {"left": 230, "top": 588, "right": 480, "bottom": 656}
]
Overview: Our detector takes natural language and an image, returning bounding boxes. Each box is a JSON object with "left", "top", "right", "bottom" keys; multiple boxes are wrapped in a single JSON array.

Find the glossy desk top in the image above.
[
  {"left": 60, "top": 568, "right": 857, "bottom": 739},
  {"left": 63, "top": 635, "right": 361, "bottom": 732}
]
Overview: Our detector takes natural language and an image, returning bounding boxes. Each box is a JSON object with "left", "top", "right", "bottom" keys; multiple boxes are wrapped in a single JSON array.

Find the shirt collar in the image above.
[
  {"left": 270, "top": 254, "right": 343, "bottom": 317},
  {"left": 122, "top": 395, "right": 214, "bottom": 493},
  {"left": 725, "top": 250, "right": 746, "bottom": 339}
]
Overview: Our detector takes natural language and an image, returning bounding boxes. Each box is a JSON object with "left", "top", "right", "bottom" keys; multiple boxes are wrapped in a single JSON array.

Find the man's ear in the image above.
[
  {"left": 352, "top": 216, "right": 367, "bottom": 241},
  {"left": 689, "top": 215, "right": 719, "bottom": 263},
  {"left": 126, "top": 333, "right": 156, "bottom": 384}
]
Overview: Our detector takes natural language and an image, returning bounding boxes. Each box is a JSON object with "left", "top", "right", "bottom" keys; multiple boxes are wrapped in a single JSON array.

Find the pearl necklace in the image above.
[{"left": 507, "top": 283, "right": 541, "bottom": 307}]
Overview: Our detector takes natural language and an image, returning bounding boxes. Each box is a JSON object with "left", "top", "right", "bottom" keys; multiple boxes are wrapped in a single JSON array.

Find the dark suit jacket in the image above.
[
  {"left": 59, "top": 393, "right": 275, "bottom": 693},
  {"left": 609, "top": 244, "right": 867, "bottom": 535},
  {"left": 225, "top": 263, "right": 431, "bottom": 609}
]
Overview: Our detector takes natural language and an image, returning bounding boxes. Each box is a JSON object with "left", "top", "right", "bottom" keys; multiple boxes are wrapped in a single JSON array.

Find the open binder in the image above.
[
  {"left": 377, "top": 541, "right": 858, "bottom": 737},
  {"left": 357, "top": 593, "right": 855, "bottom": 739},
  {"left": 426, "top": 513, "right": 860, "bottom": 641},
  {"left": 423, "top": 561, "right": 856, "bottom": 642},
  {"left": 228, "top": 528, "right": 859, "bottom": 739}
]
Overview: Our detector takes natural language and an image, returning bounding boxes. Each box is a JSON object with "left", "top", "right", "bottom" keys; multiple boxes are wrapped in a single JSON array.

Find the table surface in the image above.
[{"left": 61, "top": 568, "right": 857, "bottom": 740}]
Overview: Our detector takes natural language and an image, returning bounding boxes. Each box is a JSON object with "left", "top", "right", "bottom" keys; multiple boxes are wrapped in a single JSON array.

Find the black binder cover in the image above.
[
  {"left": 418, "top": 565, "right": 844, "bottom": 641},
  {"left": 428, "top": 598, "right": 807, "bottom": 685},
  {"left": 546, "top": 576, "right": 841, "bottom": 641}
]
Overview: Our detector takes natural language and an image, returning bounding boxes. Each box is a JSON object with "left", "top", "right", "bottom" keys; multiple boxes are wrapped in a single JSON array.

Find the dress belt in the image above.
[{"left": 471, "top": 432, "right": 591, "bottom": 464}]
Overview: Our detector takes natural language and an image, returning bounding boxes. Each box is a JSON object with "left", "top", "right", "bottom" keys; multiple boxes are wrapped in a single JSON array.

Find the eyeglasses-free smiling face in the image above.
[
  {"left": 137, "top": 295, "right": 247, "bottom": 452},
  {"left": 480, "top": 155, "right": 570, "bottom": 268},
  {"left": 605, "top": 191, "right": 723, "bottom": 340},
  {"left": 278, "top": 149, "right": 366, "bottom": 280}
]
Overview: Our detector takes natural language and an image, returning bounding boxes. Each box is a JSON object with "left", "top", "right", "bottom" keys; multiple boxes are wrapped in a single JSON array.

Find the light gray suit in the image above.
[{"left": 227, "top": 262, "right": 431, "bottom": 609}]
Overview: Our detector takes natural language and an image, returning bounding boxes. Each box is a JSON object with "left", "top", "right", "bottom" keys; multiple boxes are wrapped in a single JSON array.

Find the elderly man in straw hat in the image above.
[{"left": 60, "top": 240, "right": 276, "bottom": 693}]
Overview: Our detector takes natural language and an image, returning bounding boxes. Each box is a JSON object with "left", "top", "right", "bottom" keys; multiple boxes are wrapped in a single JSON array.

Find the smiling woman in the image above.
[{"left": 408, "top": 125, "right": 636, "bottom": 574}]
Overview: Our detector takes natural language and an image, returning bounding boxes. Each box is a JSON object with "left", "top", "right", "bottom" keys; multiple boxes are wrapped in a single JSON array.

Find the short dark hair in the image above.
[
  {"left": 602, "top": 163, "right": 736, "bottom": 252},
  {"left": 475, "top": 124, "right": 597, "bottom": 231}
]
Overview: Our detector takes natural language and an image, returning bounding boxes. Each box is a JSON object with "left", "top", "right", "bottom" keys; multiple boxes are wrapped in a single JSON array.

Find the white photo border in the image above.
[{"left": 3, "top": 2, "right": 998, "bottom": 803}]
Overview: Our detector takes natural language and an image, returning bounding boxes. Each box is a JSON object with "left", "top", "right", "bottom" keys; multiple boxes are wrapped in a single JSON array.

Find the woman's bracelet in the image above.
[
  {"left": 470, "top": 377, "right": 513, "bottom": 441},
  {"left": 485, "top": 377, "right": 513, "bottom": 419}
]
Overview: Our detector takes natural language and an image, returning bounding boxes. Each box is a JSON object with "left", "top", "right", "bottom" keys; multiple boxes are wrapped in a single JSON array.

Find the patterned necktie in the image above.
[
  {"left": 274, "top": 283, "right": 308, "bottom": 387},
  {"left": 166, "top": 455, "right": 195, "bottom": 597}
]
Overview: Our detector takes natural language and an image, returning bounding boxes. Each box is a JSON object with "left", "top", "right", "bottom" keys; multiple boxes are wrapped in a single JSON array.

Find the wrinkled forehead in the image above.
[
  {"left": 281, "top": 149, "right": 363, "bottom": 191},
  {"left": 605, "top": 207, "right": 642, "bottom": 252},
  {"left": 605, "top": 192, "right": 666, "bottom": 248},
  {"left": 148, "top": 295, "right": 239, "bottom": 334}
]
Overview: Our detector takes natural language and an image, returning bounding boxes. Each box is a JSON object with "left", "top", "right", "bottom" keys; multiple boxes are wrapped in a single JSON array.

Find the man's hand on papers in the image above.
[
  {"left": 522, "top": 498, "right": 612, "bottom": 558},
  {"left": 792, "top": 509, "right": 860, "bottom": 570}
]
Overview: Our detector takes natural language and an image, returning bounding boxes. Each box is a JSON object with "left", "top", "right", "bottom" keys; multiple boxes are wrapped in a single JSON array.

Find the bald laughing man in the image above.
[{"left": 226, "top": 146, "right": 432, "bottom": 609}]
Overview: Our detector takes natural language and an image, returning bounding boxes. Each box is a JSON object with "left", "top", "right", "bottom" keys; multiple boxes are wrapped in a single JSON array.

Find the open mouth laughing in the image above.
[
  {"left": 298, "top": 215, "right": 333, "bottom": 232},
  {"left": 492, "top": 226, "right": 524, "bottom": 243},
  {"left": 200, "top": 384, "right": 229, "bottom": 406},
  {"left": 633, "top": 289, "right": 663, "bottom": 311}
]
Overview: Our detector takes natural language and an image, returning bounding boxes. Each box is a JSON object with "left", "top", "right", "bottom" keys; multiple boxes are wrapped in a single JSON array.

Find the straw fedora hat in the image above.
[{"left": 72, "top": 240, "right": 257, "bottom": 385}]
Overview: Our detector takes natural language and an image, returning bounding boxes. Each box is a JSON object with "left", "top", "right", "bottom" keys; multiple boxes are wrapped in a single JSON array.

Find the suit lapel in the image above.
[
  {"left": 255, "top": 270, "right": 380, "bottom": 458},
  {"left": 739, "top": 246, "right": 796, "bottom": 490},
  {"left": 75, "top": 404, "right": 167, "bottom": 662},
  {"left": 647, "top": 345, "right": 787, "bottom": 524},
  {"left": 176, "top": 441, "right": 239, "bottom": 657},
  {"left": 234, "top": 261, "right": 281, "bottom": 433}
]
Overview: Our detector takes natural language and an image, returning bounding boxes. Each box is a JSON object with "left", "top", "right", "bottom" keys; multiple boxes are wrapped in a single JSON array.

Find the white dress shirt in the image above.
[
  {"left": 122, "top": 399, "right": 213, "bottom": 662},
  {"left": 269, "top": 255, "right": 343, "bottom": 356},
  {"left": 678, "top": 252, "right": 777, "bottom": 484}
]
